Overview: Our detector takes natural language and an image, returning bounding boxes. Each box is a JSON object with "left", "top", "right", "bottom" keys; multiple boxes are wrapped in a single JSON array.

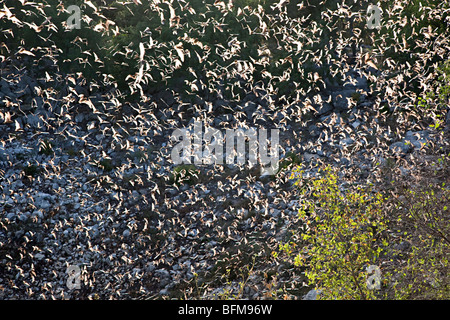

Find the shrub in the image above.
[
  {"left": 351, "top": 92, "right": 361, "bottom": 102},
  {"left": 278, "top": 162, "right": 450, "bottom": 300},
  {"left": 386, "top": 183, "right": 450, "bottom": 299},
  {"left": 276, "top": 151, "right": 302, "bottom": 174},
  {"left": 3, "top": 0, "right": 448, "bottom": 110},
  {"left": 39, "top": 139, "right": 54, "bottom": 156},
  {"left": 169, "top": 164, "right": 200, "bottom": 186},
  {"left": 1, "top": 0, "right": 109, "bottom": 80},
  {"left": 65, "top": 148, "right": 79, "bottom": 157},
  {"left": 279, "top": 166, "right": 390, "bottom": 299},
  {"left": 99, "top": 158, "right": 114, "bottom": 172},
  {"left": 23, "top": 164, "right": 40, "bottom": 177},
  {"left": 418, "top": 59, "right": 450, "bottom": 130}
]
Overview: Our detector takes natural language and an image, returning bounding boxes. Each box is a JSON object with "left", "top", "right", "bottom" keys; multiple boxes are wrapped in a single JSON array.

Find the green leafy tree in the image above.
[
  {"left": 282, "top": 166, "right": 390, "bottom": 299},
  {"left": 388, "top": 184, "right": 450, "bottom": 299}
]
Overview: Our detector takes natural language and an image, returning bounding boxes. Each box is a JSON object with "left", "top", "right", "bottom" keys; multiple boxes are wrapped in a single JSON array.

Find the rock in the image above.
[
  {"left": 35, "top": 107, "right": 53, "bottom": 120},
  {"left": 155, "top": 269, "right": 170, "bottom": 279},
  {"left": 270, "top": 208, "right": 281, "bottom": 218},
  {"left": 6, "top": 212, "right": 15, "bottom": 221},
  {"left": 34, "top": 253, "right": 45, "bottom": 260},
  {"left": 308, "top": 124, "right": 320, "bottom": 137},
  {"left": 188, "top": 229, "right": 198, "bottom": 237},
  {"left": 243, "top": 101, "right": 257, "bottom": 120},
  {"left": 395, "top": 241, "right": 411, "bottom": 252},
  {"left": 303, "top": 152, "right": 319, "bottom": 162},
  {"left": 75, "top": 113, "right": 85, "bottom": 123},
  {"left": 34, "top": 193, "right": 53, "bottom": 211},
  {"left": 19, "top": 212, "right": 30, "bottom": 222},
  {"left": 404, "top": 130, "right": 429, "bottom": 149},
  {"left": 156, "top": 90, "right": 175, "bottom": 107},
  {"left": 32, "top": 210, "right": 44, "bottom": 220},
  {"left": 75, "top": 84, "right": 89, "bottom": 97},
  {"left": 0, "top": 146, "right": 8, "bottom": 162},
  {"left": 159, "top": 288, "right": 169, "bottom": 295},
  {"left": 35, "top": 199, "right": 51, "bottom": 210},
  {"left": 21, "top": 103, "right": 33, "bottom": 112},
  {"left": 351, "top": 120, "right": 361, "bottom": 129},
  {"left": 24, "top": 114, "right": 43, "bottom": 128},
  {"left": 303, "top": 289, "right": 322, "bottom": 300},
  {"left": 0, "top": 79, "right": 13, "bottom": 96},
  {"left": 214, "top": 114, "right": 233, "bottom": 126},
  {"left": 172, "top": 264, "right": 180, "bottom": 271},
  {"left": 359, "top": 101, "right": 373, "bottom": 108},
  {"left": 390, "top": 141, "right": 412, "bottom": 155},
  {"left": 355, "top": 75, "right": 368, "bottom": 89},
  {"left": 332, "top": 89, "right": 355, "bottom": 112},
  {"left": 316, "top": 102, "right": 333, "bottom": 116},
  {"left": 244, "top": 92, "right": 257, "bottom": 102},
  {"left": 324, "top": 76, "right": 339, "bottom": 90},
  {"left": 340, "top": 138, "right": 354, "bottom": 146},
  {"left": 146, "top": 262, "right": 156, "bottom": 273},
  {"left": 340, "top": 157, "right": 350, "bottom": 166},
  {"left": 32, "top": 96, "right": 44, "bottom": 109}
]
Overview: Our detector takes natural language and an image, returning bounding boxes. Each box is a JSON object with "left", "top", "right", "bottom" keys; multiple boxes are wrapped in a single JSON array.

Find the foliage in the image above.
[
  {"left": 23, "top": 164, "right": 40, "bottom": 177},
  {"left": 170, "top": 164, "right": 200, "bottom": 186},
  {"left": 418, "top": 59, "right": 450, "bottom": 130},
  {"left": 277, "top": 151, "right": 302, "bottom": 174},
  {"left": 1, "top": 0, "right": 109, "bottom": 80},
  {"left": 1, "top": 0, "right": 449, "bottom": 112},
  {"left": 39, "top": 139, "right": 54, "bottom": 156},
  {"left": 216, "top": 255, "right": 256, "bottom": 300},
  {"left": 99, "top": 158, "right": 114, "bottom": 172},
  {"left": 276, "top": 162, "right": 450, "bottom": 300},
  {"left": 280, "top": 166, "right": 389, "bottom": 299},
  {"left": 387, "top": 183, "right": 450, "bottom": 299},
  {"left": 351, "top": 91, "right": 361, "bottom": 102}
]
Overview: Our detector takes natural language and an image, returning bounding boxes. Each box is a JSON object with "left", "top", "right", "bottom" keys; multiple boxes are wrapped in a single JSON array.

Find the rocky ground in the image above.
[{"left": 1, "top": 57, "right": 449, "bottom": 300}]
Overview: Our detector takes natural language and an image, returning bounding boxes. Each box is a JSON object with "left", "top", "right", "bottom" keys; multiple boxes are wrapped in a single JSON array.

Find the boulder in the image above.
[
  {"left": 390, "top": 141, "right": 412, "bottom": 155},
  {"left": 332, "top": 89, "right": 355, "bottom": 112},
  {"left": 404, "top": 130, "right": 429, "bottom": 149},
  {"left": 24, "top": 114, "right": 43, "bottom": 128},
  {"left": 303, "top": 289, "right": 322, "bottom": 300},
  {"left": 316, "top": 102, "right": 333, "bottom": 116},
  {"left": 243, "top": 101, "right": 257, "bottom": 120}
]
